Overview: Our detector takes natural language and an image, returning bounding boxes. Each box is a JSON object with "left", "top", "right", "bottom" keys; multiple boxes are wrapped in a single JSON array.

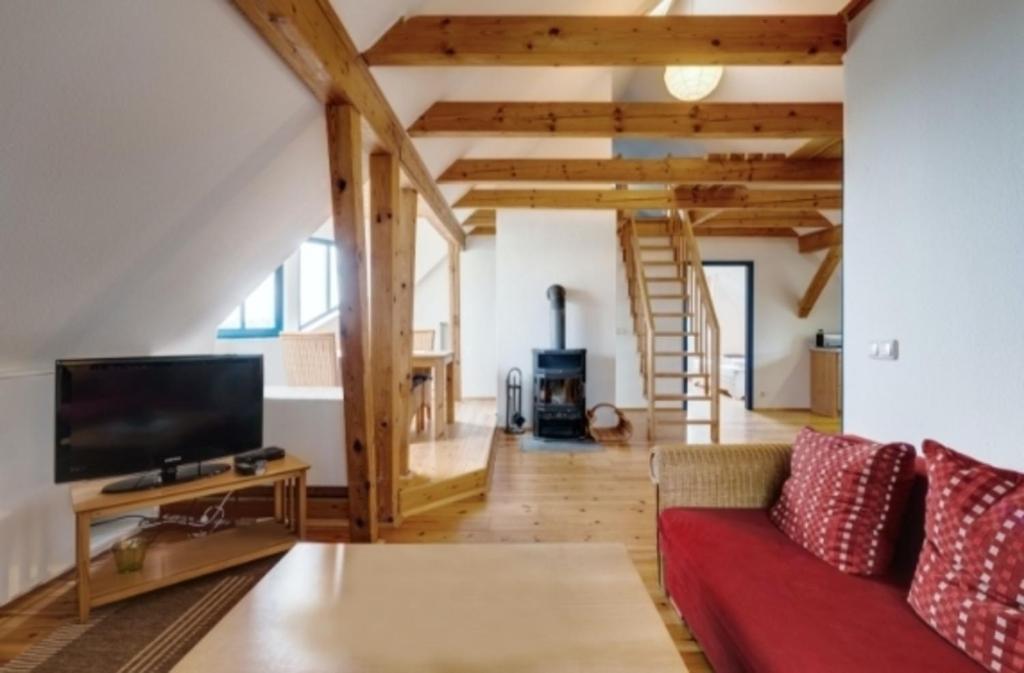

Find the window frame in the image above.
[
  {"left": 216, "top": 266, "right": 285, "bottom": 339},
  {"left": 298, "top": 237, "right": 340, "bottom": 330}
]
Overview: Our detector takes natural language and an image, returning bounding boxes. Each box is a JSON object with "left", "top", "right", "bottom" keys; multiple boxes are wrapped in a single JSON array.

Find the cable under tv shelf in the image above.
[{"left": 70, "top": 455, "right": 309, "bottom": 622}]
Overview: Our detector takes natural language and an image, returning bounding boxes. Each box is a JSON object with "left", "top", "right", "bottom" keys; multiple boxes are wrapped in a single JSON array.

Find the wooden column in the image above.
[
  {"left": 327, "top": 104, "right": 377, "bottom": 542},
  {"left": 396, "top": 189, "right": 418, "bottom": 478},
  {"left": 369, "top": 151, "right": 401, "bottom": 523},
  {"left": 448, "top": 241, "right": 462, "bottom": 402}
]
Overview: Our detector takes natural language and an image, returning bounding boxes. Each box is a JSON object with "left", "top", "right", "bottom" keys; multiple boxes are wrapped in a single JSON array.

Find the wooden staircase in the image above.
[{"left": 620, "top": 210, "right": 721, "bottom": 442}]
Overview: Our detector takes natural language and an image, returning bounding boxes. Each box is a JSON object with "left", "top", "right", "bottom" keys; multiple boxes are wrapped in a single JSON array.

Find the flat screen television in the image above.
[{"left": 55, "top": 355, "right": 263, "bottom": 493}]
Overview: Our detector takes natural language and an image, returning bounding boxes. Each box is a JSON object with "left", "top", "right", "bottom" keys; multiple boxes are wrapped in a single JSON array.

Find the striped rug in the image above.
[{"left": 0, "top": 557, "right": 277, "bottom": 673}]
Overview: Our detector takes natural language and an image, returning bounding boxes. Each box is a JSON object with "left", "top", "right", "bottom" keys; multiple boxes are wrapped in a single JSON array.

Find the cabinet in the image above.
[{"left": 810, "top": 348, "right": 842, "bottom": 417}]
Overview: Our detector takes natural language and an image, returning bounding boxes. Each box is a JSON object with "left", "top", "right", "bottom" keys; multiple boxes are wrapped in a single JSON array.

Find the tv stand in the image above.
[
  {"left": 100, "top": 461, "right": 231, "bottom": 494},
  {"left": 72, "top": 455, "right": 309, "bottom": 622}
]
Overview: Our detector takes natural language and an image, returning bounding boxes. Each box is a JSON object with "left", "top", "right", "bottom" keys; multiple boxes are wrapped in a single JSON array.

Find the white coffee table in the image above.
[{"left": 172, "top": 542, "right": 683, "bottom": 672}]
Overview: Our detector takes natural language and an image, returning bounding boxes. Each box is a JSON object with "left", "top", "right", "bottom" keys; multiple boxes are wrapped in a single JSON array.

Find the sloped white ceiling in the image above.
[{"left": 0, "top": 1, "right": 327, "bottom": 370}]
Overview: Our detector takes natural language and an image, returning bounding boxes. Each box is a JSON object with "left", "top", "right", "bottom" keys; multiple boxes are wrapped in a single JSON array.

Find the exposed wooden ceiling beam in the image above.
[
  {"left": 461, "top": 209, "right": 496, "bottom": 230},
  {"left": 798, "top": 246, "right": 842, "bottom": 318},
  {"left": 841, "top": 0, "right": 875, "bottom": 23},
  {"left": 702, "top": 210, "right": 835, "bottom": 229},
  {"left": 364, "top": 15, "right": 846, "bottom": 66},
  {"left": 695, "top": 226, "right": 798, "bottom": 238},
  {"left": 789, "top": 137, "right": 844, "bottom": 159},
  {"left": 454, "top": 188, "right": 841, "bottom": 211},
  {"left": 231, "top": 0, "right": 465, "bottom": 248},
  {"left": 410, "top": 102, "right": 843, "bottom": 139},
  {"left": 799, "top": 225, "right": 843, "bottom": 253},
  {"left": 439, "top": 157, "right": 842, "bottom": 185}
]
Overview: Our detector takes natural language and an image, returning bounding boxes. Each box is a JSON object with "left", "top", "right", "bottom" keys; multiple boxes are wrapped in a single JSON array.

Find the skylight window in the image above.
[
  {"left": 299, "top": 237, "right": 339, "bottom": 329},
  {"left": 217, "top": 268, "right": 284, "bottom": 339}
]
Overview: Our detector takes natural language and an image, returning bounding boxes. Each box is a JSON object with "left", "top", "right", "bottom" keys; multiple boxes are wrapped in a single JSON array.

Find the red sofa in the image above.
[{"left": 652, "top": 443, "right": 983, "bottom": 673}]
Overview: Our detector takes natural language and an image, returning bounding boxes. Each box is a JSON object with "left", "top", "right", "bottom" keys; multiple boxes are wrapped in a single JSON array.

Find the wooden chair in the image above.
[
  {"left": 280, "top": 331, "right": 340, "bottom": 387},
  {"left": 413, "top": 329, "right": 436, "bottom": 351},
  {"left": 411, "top": 329, "right": 436, "bottom": 430}
]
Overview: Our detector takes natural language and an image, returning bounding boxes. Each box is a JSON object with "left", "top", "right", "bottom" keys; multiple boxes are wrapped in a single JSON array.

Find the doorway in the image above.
[{"left": 702, "top": 262, "right": 754, "bottom": 411}]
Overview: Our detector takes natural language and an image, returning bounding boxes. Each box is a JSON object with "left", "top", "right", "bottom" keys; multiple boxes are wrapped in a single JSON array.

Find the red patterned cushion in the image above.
[
  {"left": 770, "top": 427, "right": 916, "bottom": 575},
  {"left": 908, "top": 440, "right": 1024, "bottom": 673}
]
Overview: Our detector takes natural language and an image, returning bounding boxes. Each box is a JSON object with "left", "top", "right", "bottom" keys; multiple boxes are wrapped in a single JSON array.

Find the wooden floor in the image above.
[{"left": 0, "top": 399, "right": 838, "bottom": 671}]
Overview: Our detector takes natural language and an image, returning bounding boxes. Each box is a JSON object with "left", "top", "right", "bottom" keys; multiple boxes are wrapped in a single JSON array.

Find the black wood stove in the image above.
[{"left": 533, "top": 285, "right": 587, "bottom": 439}]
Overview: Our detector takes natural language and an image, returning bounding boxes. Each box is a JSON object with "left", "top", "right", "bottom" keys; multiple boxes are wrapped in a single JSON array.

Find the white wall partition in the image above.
[{"left": 844, "top": 0, "right": 1024, "bottom": 468}]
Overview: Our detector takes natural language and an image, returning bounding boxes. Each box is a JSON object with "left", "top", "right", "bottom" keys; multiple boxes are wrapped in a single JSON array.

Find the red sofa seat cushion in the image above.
[
  {"left": 908, "top": 440, "right": 1024, "bottom": 673},
  {"left": 660, "top": 507, "right": 982, "bottom": 673},
  {"left": 770, "top": 427, "right": 917, "bottom": 575}
]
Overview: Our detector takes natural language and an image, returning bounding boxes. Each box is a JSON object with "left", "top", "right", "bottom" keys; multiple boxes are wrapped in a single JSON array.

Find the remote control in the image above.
[{"left": 236, "top": 446, "right": 286, "bottom": 462}]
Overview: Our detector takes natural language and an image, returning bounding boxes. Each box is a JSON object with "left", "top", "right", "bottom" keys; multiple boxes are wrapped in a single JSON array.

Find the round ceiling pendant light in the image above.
[{"left": 663, "top": 65, "right": 724, "bottom": 102}]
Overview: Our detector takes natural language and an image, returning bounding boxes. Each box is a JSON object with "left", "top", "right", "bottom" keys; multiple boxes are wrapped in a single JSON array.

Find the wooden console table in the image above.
[{"left": 71, "top": 455, "right": 309, "bottom": 622}]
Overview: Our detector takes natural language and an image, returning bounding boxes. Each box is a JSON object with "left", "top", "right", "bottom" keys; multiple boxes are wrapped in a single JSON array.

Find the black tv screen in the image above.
[{"left": 55, "top": 355, "right": 263, "bottom": 483}]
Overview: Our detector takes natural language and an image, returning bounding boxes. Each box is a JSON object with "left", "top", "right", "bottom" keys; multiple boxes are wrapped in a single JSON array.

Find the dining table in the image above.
[{"left": 412, "top": 350, "right": 455, "bottom": 440}]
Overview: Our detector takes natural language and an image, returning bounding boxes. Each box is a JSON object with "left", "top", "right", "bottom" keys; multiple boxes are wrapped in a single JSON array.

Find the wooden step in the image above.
[
  {"left": 653, "top": 331, "right": 699, "bottom": 337},
  {"left": 643, "top": 261, "right": 680, "bottom": 267},
  {"left": 654, "top": 351, "right": 706, "bottom": 357},
  {"left": 653, "top": 372, "right": 709, "bottom": 379},
  {"left": 649, "top": 294, "right": 687, "bottom": 299},
  {"left": 652, "top": 312, "right": 694, "bottom": 318},
  {"left": 653, "top": 394, "right": 713, "bottom": 402},
  {"left": 637, "top": 244, "right": 672, "bottom": 250}
]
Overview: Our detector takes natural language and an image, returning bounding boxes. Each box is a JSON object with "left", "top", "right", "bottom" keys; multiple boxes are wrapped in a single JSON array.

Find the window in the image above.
[
  {"left": 299, "top": 238, "right": 339, "bottom": 329},
  {"left": 217, "top": 267, "right": 284, "bottom": 338}
]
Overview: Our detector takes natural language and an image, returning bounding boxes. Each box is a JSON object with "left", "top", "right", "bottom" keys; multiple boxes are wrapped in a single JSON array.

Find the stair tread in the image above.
[
  {"left": 649, "top": 294, "right": 687, "bottom": 299},
  {"left": 654, "top": 331, "right": 699, "bottom": 337},
  {"left": 652, "top": 312, "right": 695, "bottom": 318},
  {"left": 654, "top": 351, "right": 706, "bottom": 356},
  {"left": 654, "top": 372, "right": 709, "bottom": 378}
]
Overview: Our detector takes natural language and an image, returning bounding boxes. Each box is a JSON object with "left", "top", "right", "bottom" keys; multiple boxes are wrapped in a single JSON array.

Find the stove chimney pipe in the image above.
[{"left": 546, "top": 284, "right": 566, "bottom": 350}]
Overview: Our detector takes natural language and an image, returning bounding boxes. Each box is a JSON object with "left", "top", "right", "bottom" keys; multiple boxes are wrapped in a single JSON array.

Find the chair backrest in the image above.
[
  {"left": 413, "top": 329, "right": 436, "bottom": 351},
  {"left": 280, "top": 331, "right": 340, "bottom": 387}
]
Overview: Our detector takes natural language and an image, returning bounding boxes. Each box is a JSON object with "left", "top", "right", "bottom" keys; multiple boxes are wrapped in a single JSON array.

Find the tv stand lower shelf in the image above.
[{"left": 72, "top": 455, "right": 309, "bottom": 622}]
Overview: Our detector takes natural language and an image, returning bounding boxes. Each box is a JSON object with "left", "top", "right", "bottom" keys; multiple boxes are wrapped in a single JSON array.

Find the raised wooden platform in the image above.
[{"left": 399, "top": 399, "right": 497, "bottom": 518}]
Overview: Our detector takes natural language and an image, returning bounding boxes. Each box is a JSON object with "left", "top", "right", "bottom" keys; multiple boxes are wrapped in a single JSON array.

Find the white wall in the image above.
[
  {"left": 0, "top": 374, "right": 72, "bottom": 607},
  {"left": 496, "top": 210, "right": 618, "bottom": 425},
  {"left": 263, "top": 388, "right": 345, "bottom": 486},
  {"left": 844, "top": 0, "right": 1024, "bottom": 468},
  {"left": 615, "top": 238, "right": 841, "bottom": 410},
  {"left": 706, "top": 266, "right": 749, "bottom": 357},
  {"left": 461, "top": 237, "right": 498, "bottom": 398},
  {"left": 615, "top": 251, "right": 646, "bottom": 408}
]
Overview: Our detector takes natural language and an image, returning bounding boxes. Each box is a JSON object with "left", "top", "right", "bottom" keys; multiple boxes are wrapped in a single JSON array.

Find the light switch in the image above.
[{"left": 869, "top": 340, "right": 899, "bottom": 360}]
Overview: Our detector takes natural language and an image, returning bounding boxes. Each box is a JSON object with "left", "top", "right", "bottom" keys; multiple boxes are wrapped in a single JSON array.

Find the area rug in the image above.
[
  {"left": 520, "top": 436, "right": 603, "bottom": 453},
  {"left": 0, "top": 556, "right": 279, "bottom": 673}
]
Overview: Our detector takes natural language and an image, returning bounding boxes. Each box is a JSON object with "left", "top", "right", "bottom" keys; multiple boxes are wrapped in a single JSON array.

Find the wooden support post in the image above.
[
  {"left": 369, "top": 151, "right": 402, "bottom": 524},
  {"left": 396, "top": 188, "right": 418, "bottom": 481},
  {"left": 327, "top": 104, "right": 377, "bottom": 542},
  {"left": 798, "top": 246, "right": 843, "bottom": 318},
  {"left": 448, "top": 240, "right": 462, "bottom": 402}
]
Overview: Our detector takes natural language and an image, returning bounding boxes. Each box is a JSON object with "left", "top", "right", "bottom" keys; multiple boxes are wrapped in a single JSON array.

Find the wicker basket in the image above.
[{"left": 586, "top": 403, "right": 633, "bottom": 443}]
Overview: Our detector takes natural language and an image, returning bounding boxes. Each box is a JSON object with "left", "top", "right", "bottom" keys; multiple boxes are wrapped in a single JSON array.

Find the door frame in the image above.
[{"left": 702, "top": 261, "right": 755, "bottom": 411}]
